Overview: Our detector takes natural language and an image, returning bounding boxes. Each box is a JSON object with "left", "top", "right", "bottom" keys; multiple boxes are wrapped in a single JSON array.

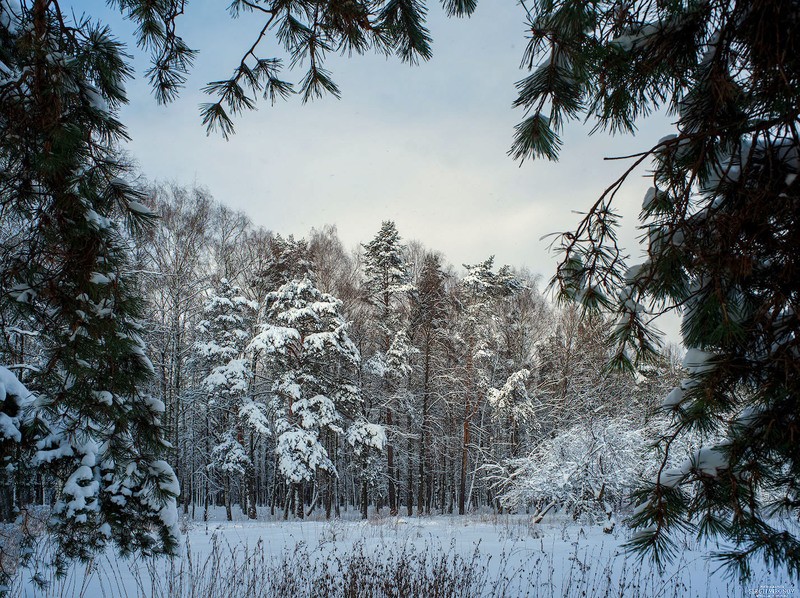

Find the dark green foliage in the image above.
[
  {"left": 376, "top": 0, "right": 432, "bottom": 64},
  {"left": 362, "top": 221, "right": 410, "bottom": 310},
  {"left": 0, "top": 0, "right": 178, "bottom": 588},
  {"left": 109, "top": 0, "right": 197, "bottom": 104},
  {"left": 254, "top": 234, "right": 313, "bottom": 293},
  {"left": 112, "top": 0, "right": 437, "bottom": 137},
  {"left": 411, "top": 253, "right": 448, "bottom": 333},
  {"left": 510, "top": 114, "right": 561, "bottom": 162},
  {"left": 441, "top": 0, "right": 476, "bottom": 18},
  {"left": 513, "top": 0, "right": 800, "bottom": 580}
]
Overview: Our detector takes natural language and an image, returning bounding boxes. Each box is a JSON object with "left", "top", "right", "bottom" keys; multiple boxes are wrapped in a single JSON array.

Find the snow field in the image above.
[{"left": 14, "top": 510, "right": 791, "bottom": 597}]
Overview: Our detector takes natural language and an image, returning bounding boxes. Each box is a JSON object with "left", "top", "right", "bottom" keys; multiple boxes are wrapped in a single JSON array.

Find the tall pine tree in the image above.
[
  {"left": 409, "top": 252, "right": 449, "bottom": 514},
  {"left": 362, "top": 221, "right": 412, "bottom": 516},
  {"left": 512, "top": 0, "right": 800, "bottom": 578},
  {"left": 249, "top": 276, "right": 368, "bottom": 519},
  {"left": 0, "top": 0, "right": 178, "bottom": 585}
]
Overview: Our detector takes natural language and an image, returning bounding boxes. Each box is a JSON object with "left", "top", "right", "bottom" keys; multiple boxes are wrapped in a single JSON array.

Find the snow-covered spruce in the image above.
[
  {"left": 195, "top": 279, "right": 265, "bottom": 521},
  {"left": 249, "top": 276, "right": 382, "bottom": 519}
]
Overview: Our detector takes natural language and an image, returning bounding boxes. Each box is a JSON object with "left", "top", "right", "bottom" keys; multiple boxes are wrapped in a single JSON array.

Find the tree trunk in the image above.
[
  {"left": 306, "top": 486, "right": 319, "bottom": 516},
  {"left": 466, "top": 399, "right": 488, "bottom": 513},
  {"left": 324, "top": 470, "right": 333, "bottom": 520},
  {"left": 294, "top": 482, "right": 304, "bottom": 519},
  {"left": 247, "top": 438, "right": 257, "bottom": 520},
  {"left": 283, "top": 485, "right": 291, "bottom": 520},
  {"left": 418, "top": 345, "right": 430, "bottom": 515},
  {"left": 271, "top": 454, "right": 279, "bottom": 517},
  {"left": 324, "top": 434, "right": 335, "bottom": 519},
  {"left": 459, "top": 350, "right": 475, "bottom": 516},
  {"left": 225, "top": 475, "right": 232, "bottom": 521},
  {"left": 183, "top": 475, "right": 191, "bottom": 516},
  {"left": 387, "top": 408, "right": 397, "bottom": 515},
  {"left": 334, "top": 476, "right": 341, "bottom": 518},
  {"left": 361, "top": 479, "right": 368, "bottom": 520},
  {"left": 459, "top": 400, "right": 470, "bottom": 516},
  {"left": 406, "top": 446, "right": 414, "bottom": 517},
  {"left": 203, "top": 476, "right": 209, "bottom": 522},
  {"left": 439, "top": 455, "right": 447, "bottom": 514}
]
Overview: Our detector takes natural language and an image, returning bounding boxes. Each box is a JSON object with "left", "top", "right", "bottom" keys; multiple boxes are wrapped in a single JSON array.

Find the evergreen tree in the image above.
[
  {"left": 347, "top": 418, "right": 387, "bottom": 519},
  {"left": 253, "top": 234, "right": 312, "bottom": 298},
  {"left": 410, "top": 252, "right": 449, "bottom": 514},
  {"left": 362, "top": 221, "right": 412, "bottom": 515},
  {"left": 249, "top": 276, "right": 371, "bottom": 519},
  {"left": 103, "top": 0, "right": 436, "bottom": 137},
  {"left": 513, "top": 0, "right": 800, "bottom": 578},
  {"left": 0, "top": 0, "right": 178, "bottom": 584},
  {"left": 195, "top": 279, "right": 261, "bottom": 520}
]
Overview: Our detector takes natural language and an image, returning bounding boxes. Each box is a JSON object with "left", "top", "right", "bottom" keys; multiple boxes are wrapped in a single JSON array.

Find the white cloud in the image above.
[{"left": 87, "top": 0, "right": 680, "bottom": 342}]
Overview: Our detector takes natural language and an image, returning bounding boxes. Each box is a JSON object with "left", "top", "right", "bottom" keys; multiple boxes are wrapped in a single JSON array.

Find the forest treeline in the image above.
[{"left": 130, "top": 182, "right": 681, "bottom": 524}]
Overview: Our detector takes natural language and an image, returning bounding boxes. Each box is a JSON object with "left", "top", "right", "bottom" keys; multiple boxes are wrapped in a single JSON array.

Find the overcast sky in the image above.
[{"left": 86, "top": 0, "right": 680, "bottom": 338}]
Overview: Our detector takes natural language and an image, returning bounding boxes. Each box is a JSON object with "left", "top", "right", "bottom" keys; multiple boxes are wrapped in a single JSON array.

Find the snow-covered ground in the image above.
[{"left": 12, "top": 509, "right": 795, "bottom": 597}]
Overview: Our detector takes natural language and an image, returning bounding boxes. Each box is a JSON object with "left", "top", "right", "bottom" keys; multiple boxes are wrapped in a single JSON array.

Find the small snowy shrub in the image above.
[{"left": 498, "top": 416, "right": 652, "bottom": 523}]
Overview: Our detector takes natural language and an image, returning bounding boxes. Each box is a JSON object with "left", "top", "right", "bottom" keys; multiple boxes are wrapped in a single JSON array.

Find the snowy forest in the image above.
[
  {"left": 1, "top": 0, "right": 799, "bottom": 594},
  {"left": 3, "top": 179, "right": 699, "bottom": 593},
  {"left": 82, "top": 184, "right": 684, "bottom": 524}
]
